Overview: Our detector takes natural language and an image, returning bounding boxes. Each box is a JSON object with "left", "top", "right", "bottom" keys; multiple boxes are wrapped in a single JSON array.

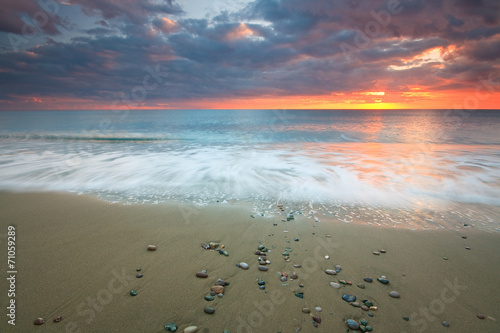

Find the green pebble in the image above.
[
  {"left": 223, "top": 330, "right": 230, "bottom": 333},
  {"left": 164, "top": 322, "right": 177, "bottom": 332},
  {"left": 363, "top": 301, "right": 374, "bottom": 307},
  {"left": 403, "top": 316, "right": 410, "bottom": 321},
  {"left": 443, "top": 257, "right": 448, "bottom": 260},
  {"left": 204, "top": 295, "right": 214, "bottom": 301},
  {"left": 130, "top": 290, "right": 137, "bottom": 296},
  {"left": 360, "top": 319, "right": 368, "bottom": 325},
  {"left": 366, "top": 326, "right": 372, "bottom": 331},
  {"left": 222, "top": 251, "right": 229, "bottom": 256},
  {"left": 360, "top": 326, "right": 367, "bottom": 332}
]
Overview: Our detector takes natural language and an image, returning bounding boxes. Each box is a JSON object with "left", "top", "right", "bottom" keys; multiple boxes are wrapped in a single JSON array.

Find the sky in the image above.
[{"left": 0, "top": 0, "right": 499, "bottom": 110}]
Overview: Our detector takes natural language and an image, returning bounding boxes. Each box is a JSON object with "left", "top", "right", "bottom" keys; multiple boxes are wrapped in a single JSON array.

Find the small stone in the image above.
[
  {"left": 311, "top": 316, "right": 321, "bottom": 323},
  {"left": 294, "top": 238, "right": 299, "bottom": 241},
  {"left": 351, "top": 302, "right": 361, "bottom": 307},
  {"left": 315, "top": 307, "right": 322, "bottom": 312},
  {"left": 215, "top": 278, "right": 226, "bottom": 286},
  {"left": 210, "top": 285, "right": 224, "bottom": 294},
  {"left": 164, "top": 322, "right": 177, "bottom": 332},
  {"left": 462, "top": 236, "right": 467, "bottom": 239},
  {"left": 465, "top": 246, "right": 471, "bottom": 250},
  {"left": 477, "top": 314, "right": 485, "bottom": 319},
  {"left": 258, "top": 280, "right": 265, "bottom": 285},
  {"left": 218, "top": 293, "right": 223, "bottom": 298},
  {"left": 147, "top": 245, "right": 156, "bottom": 251},
  {"left": 364, "top": 277, "right": 373, "bottom": 282},
  {"left": 380, "top": 249, "right": 386, "bottom": 253},
  {"left": 342, "top": 294, "right": 356, "bottom": 302},
  {"left": 291, "top": 272, "right": 298, "bottom": 279},
  {"left": 136, "top": 273, "right": 143, "bottom": 278},
  {"left": 293, "top": 264, "right": 302, "bottom": 268},
  {"left": 259, "top": 285, "right": 265, "bottom": 290},
  {"left": 377, "top": 277, "right": 389, "bottom": 284},
  {"left": 204, "top": 295, "right": 214, "bottom": 301},
  {"left": 442, "top": 321, "right": 450, "bottom": 327},
  {"left": 204, "top": 307, "right": 215, "bottom": 314},
  {"left": 389, "top": 291, "right": 401, "bottom": 298},
  {"left": 373, "top": 251, "right": 380, "bottom": 255},
  {"left": 346, "top": 319, "right": 359, "bottom": 330},
  {"left": 34, "top": 318, "right": 45, "bottom": 325},
  {"left": 136, "top": 268, "right": 141, "bottom": 272},
  {"left": 196, "top": 272, "right": 208, "bottom": 278},
  {"left": 366, "top": 325, "right": 373, "bottom": 331},
  {"left": 360, "top": 319, "right": 368, "bottom": 326},
  {"left": 363, "top": 300, "right": 374, "bottom": 307},
  {"left": 330, "top": 282, "right": 341, "bottom": 288},
  {"left": 361, "top": 305, "right": 369, "bottom": 311},
  {"left": 239, "top": 262, "right": 249, "bottom": 269},
  {"left": 280, "top": 276, "right": 287, "bottom": 282},
  {"left": 53, "top": 316, "right": 62, "bottom": 323},
  {"left": 183, "top": 326, "right": 198, "bottom": 333},
  {"left": 325, "top": 269, "right": 337, "bottom": 275},
  {"left": 325, "top": 255, "right": 330, "bottom": 259},
  {"left": 222, "top": 250, "right": 229, "bottom": 256},
  {"left": 369, "top": 306, "right": 378, "bottom": 310},
  {"left": 130, "top": 290, "right": 138, "bottom": 296},
  {"left": 258, "top": 265, "right": 268, "bottom": 271},
  {"left": 367, "top": 312, "right": 374, "bottom": 317},
  {"left": 357, "top": 283, "right": 366, "bottom": 289},
  {"left": 403, "top": 316, "right": 410, "bottom": 321},
  {"left": 295, "top": 292, "right": 304, "bottom": 299},
  {"left": 302, "top": 308, "right": 311, "bottom": 314},
  {"left": 443, "top": 257, "right": 448, "bottom": 260}
]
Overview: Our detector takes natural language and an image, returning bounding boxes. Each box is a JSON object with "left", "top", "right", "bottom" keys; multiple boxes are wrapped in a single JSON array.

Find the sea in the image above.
[{"left": 1, "top": 109, "right": 499, "bottom": 230}]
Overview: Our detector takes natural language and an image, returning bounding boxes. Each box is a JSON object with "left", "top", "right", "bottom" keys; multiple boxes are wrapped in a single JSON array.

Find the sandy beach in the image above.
[{"left": 0, "top": 191, "right": 499, "bottom": 332}]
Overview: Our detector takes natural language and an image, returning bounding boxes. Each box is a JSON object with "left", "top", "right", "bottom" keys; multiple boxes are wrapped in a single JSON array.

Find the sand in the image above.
[{"left": 0, "top": 191, "right": 499, "bottom": 332}]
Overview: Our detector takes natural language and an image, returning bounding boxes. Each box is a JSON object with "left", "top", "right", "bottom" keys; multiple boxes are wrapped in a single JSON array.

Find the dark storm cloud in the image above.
[
  {"left": 0, "top": 0, "right": 499, "bottom": 108},
  {"left": 0, "top": 0, "right": 61, "bottom": 34}
]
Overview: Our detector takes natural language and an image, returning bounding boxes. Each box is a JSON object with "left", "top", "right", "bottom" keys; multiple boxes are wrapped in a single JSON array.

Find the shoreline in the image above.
[{"left": 0, "top": 191, "right": 499, "bottom": 332}]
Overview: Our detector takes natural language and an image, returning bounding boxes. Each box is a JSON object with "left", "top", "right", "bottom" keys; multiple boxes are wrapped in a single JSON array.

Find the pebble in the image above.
[
  {"left": 361, "top": 305, "right": 369, "bottom": 311},
  {"left": 258, "top": 266, "right": 268, "bottom": 271},
  {"left": 315, "top": 307, "right": 322, "bottom": 312},
  {"left": 258, "top": 280, "right": 266, "bottom": 285},
  {"left": 218, "top": 293, "right": 223, "bottom": 298},
  {"left": 293, "top": 264, "right": 302, "bottom": 268},
  {"left": 325, "top": 255, "right": 330, "bottom": 259},
  {"left": 280, "top": 276, "right": 287, "bottom": 282},
  {"left": 204, "top": 295, "right": 214, "bottom": 301},
  {"left": 330, "top": 282, "right": 341, "bottom": 289},
  {"left": 357, "top": 283, "right": 366, "bottom": 289},
  {"left": 130, "top": 290, "right": 138, "bottom": 296},
  {"left": 311, "top": 315, "right": 321, "bottom": 323},
  {"left": 373, "top": 251, "right": 380, "bottom": 255},
  {"left": 184, "top": 326, "right": 198, "bottom": 333},
  {"left": 477, "top": 314, "right": 485, "bottom": 319},
  {"left": 364, "top": 278, "right": 373, "bottom": 282},
  {"left": 295, "top": 292, "right": 304, "bottom": 299},
  {"left": 136, "top": 273, "right": 143, "bottom": 278},
  {"left": 465, "top": 246, "right": 471, "bottom": 250},
  {"left": 403, "top": 316, "right": 410, "bottom": 321},
  {"left": 210, "top": 285, "right": 224, "bottom": 294},
  {"left": 442, "top": 321, "right": 450, "bottom": 327},
  {"left": 164, "top": 322, "right": 177, "bottom": 332},
  {"left": 53, "top": 316, "right": 62, "bottom": 323},
  {"left": 204, "top": 307, "right": 215, "bottom": 314},
  {"left": 34, "top": 318, "right": 45, "bottom": 325},
  {"left": 377, "top": 277, "right": 389, "bottom": 284},
  {"left": 380, "top": 249, "right": 386, "bottom": 253},
  {"left": 351, "top": 302, "right": 361, "bottom": 307},
  {"left": 389, "top": 291, "right": 401, "bottom": 298},
  {"left": 291, "top": 273, "right": 298, "bottom": 279},
  {"left": 325, "top": 269, "right": 337, "bottom": 275},
  {"left": 368, "top": 312, "right": 374, "bottom": 317},
  {"left": 196, "top": 272, "right": 208, "bottom": 278},
  {"left": 259, "top": 285, "right": 265, "bottom": 290},
  {"left": 210, "top": 291, "right": 216, "bottom": 296},
  {"left": 342, "top": 294, "right": 356, "bottom": 302},
  {"left": 147, "top": 245, "right": 156, "bottom": 251},
  {"left": 302, "top": 308, "right": 311, "bottom": 314},
  {"left": 346, "top": 319, "right": 359, "bottom": 330},
  {"left": 239, "top": 262, "right": 249, "bottom": 269}
]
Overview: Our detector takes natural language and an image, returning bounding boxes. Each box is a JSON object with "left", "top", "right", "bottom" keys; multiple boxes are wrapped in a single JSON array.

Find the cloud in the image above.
[{"left": 0, "top": 0, "right": 499, "bottom": 109}]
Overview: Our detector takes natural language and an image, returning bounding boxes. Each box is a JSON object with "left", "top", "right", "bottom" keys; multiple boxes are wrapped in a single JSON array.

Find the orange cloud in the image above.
[
  {"left": 157, "top": 18, "right": 179, "bottom": 34},
  {"left": 225, "top": 23, "right": 256, "bottom": 41}
]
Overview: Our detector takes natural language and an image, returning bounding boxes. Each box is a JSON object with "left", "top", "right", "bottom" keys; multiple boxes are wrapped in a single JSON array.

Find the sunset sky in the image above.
[{"left": 0, "top": 0, "right": 499, "bottom": 110}]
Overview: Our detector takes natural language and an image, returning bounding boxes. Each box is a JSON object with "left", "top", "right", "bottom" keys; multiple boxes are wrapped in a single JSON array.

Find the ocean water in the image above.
[{"left": 0, "top": 109, "right": 499, "bottom": 228}]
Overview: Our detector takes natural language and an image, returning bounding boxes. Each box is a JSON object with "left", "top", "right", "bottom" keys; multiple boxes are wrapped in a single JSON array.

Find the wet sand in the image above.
[{"left": 0, "top": 191, "right": 499, "bottom": 332}]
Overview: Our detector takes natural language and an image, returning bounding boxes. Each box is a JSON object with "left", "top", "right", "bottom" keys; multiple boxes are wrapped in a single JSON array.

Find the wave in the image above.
[{"left": 0, "top": 132, "right": 175, "bottom": 143}]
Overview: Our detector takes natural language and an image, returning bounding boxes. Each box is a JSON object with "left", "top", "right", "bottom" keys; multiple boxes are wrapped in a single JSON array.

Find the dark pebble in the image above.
[
  {"left": 34, "top": 318, "right": 44, "bottom": 325},
  {"left": 204, "top": 307, "right": 215, "bottom": 314},
  {"left": 196, "top": 272, "right": 208, "bottom": 278},
  {"left": 442, "top": 321, "right": 450, "bottom": 327},
  {"left": 403, "top": 316, "right": 409, "bottom": 321},
  {"left": 364, "top": 278, "right": 373, "bottom": 282},
  {"left": 477, "top": 314, "right": 485, "bottom": 319},
  {"left": 53, "top": 316, "right": 62, "bottom": 323},
  {"left": 130, "top": 290, "right": 138, "bottom": 296},
  {"left": 136, "top": 273, "right": 143, "bottom": 278},
  {"left": 342, "top": 294, "right": 356, "bottom": 303}
]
